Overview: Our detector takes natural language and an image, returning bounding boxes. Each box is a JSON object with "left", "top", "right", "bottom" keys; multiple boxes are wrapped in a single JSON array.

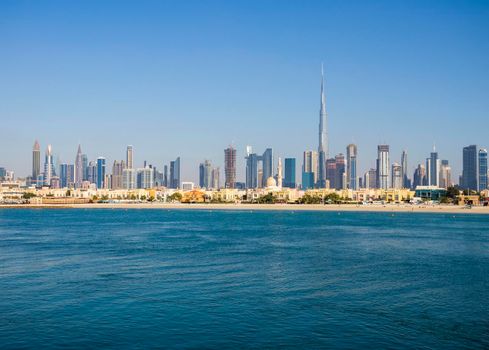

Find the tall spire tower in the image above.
[
  {"left": 319, "top": 63, "right": 328, "bottom": 156},
  {"left": 75, "top": 144, "right": 83, "bottom": 188},
  {"left": 317, "top": 64, "right": 328, "bottom": 188},
  {"left": 32, "top": 140, "right": 41, "bottom": 182}
]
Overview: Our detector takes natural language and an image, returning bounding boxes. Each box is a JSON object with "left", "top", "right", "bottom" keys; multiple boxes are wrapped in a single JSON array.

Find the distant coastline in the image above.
[{"left": 1, "top": 202, "right": 489, "bottom": 214}]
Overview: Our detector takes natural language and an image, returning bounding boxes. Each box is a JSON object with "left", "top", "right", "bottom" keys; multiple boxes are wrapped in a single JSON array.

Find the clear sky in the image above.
[{"left": 1, "top": 0, "right": 488, "bottom": 183}]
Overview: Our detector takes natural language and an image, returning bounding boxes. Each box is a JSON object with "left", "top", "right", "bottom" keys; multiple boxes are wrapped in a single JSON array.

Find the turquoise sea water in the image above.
[{"left": 0, "top": 209, "right": 488, "bottom": 349}]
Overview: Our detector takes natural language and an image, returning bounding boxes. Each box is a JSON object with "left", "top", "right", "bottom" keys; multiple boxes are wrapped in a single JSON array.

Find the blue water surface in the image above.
[{"left": 0, "top": 209, "right": 488, "bottom": 349}]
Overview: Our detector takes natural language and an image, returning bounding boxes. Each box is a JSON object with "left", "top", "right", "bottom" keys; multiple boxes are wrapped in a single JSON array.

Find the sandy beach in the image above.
[{"left": 1, "top": 202, "right": 488, "bottom": 214}]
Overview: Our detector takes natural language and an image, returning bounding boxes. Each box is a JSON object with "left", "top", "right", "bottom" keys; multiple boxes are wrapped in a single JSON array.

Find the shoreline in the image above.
[{"left": 1, "top": 203, "right": 488, "bottom": 214}]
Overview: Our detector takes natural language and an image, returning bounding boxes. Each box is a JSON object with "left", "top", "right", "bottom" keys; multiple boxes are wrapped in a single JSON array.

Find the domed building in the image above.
[{"left": 265, "top": 176, "right": 280, "bottom": 192}]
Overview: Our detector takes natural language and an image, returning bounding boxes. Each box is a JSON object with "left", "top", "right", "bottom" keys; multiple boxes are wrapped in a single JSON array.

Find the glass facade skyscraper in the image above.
[
  {"left": 462, "top": 145, "right": 478, "bottom": 191},
  {"left": 376, "top": 145, "right": 390, "bottom": 190},
  {"left": 479, "top": 149, "right": 488, "bottom": 191},
  {"left": 96, "top": 157, "right": 106, "bottom": 189},
  {"left": 284, "top": 158, "right": 296, "bottom": 188},
  {"left": 346, "top": 144, "right": 357, "bottom": 190}
]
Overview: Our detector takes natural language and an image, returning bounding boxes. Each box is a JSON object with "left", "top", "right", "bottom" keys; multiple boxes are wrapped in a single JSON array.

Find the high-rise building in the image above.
[
  {"left": 137, "top": 167, "right": 154, "bottom": 189},
  {"left": 317, "top": 64, "right": 328, "bottom": 188},
  {"left": 198, "top": 160, "right": 212, "bottom": 189},
  {"left": 81, "top": 154, "right": 88, "bottom": 181},
  {"left": 245, "top": 150, "right": 259, "bottom": 189},
  {"left": 211, "top": 167, "right": 220, "bottom": 189},
  {"left": 346, "top": 144, "right": 357, "bottom": 190},
  {"left": 96, "top": 157, "right": 106, "bottom": 189},
  {"left": 439, "top": 160, "right": 452, "bottom": 189},
  {"left": 170, "top": 157, "right": 181, "bottom": 189},
  {"left": 391, "top": 163, "right": 402, "bottom": 189},
  {"left": 401, "top": 150, "right": 410, "bottom": 189},
  {"left": 126, "top": 145, "right": 133, "bottom": 169},
  {"left": 75, "top": 145, "right": 83, "bottom": 188},
  {"left": 59, "top": 163, "right": 74, "bottom": 188},
  {"left": 261, "top": 148, "right": 273, "bottom": 187},
  {"left": 325, "top": 158, "right": 336, "bottom": 189},
  {"left": 163, "top": 165, "right": 168, "bottom": 187},
  {"left": 224, "top": 146, "right": 236, "bottom": 189},
  {"left": 413, "top": 164, "right": 426, "bottom": 188},
  {"left": 32, "top": 140, "right": 41, "bottom": 183},
  {"left": 479, "top": 149, "right": 488, "bottom": 191},
  {"left": 376, "top": 145, "right": 390, "bottom": 190},
  {"left": 426, "top": 149, "right": 440, "bottom": 187},
  {"left": 43, "top": 145, "right": 56, "bottom": 186},
  {"left": 462, "top": 145, "right": 478, "bottom": 191},
  {"left": 284, "top": 158, "right": 296, "bottom": 188},
  {"left": 365, "top": 168, "right": 377, "bottom": 189},
  {"left": 335, "top": 154, "right": 346, "bottom": 190},
  {"left": 111, "top": 160, "right": 125, "bottom": 189},
  {"left": 122, "top": 168, "right": 136, "bottom": 189},
  {"left": 199, "top": 163, "right": 205, "bottom": 188},
  {"left": 87, "top": 161, "right": 97, "bottom": 184},
  {"left": 302, "top": 151, "right": 318, "bottom": 189}
]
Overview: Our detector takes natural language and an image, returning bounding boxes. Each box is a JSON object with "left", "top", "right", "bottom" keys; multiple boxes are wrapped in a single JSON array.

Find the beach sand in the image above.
[{"left": 1, "top": 202, "right": 488, "bottom": 214}]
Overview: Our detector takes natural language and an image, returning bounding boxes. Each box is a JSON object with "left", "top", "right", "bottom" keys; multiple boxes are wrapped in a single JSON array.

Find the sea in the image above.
[{"left": 0, "top": 208, "right": 488, "bottom": 349}]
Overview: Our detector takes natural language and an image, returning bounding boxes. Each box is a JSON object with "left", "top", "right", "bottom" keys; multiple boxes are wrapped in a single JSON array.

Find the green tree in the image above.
[
  {"left": 257, "top": 193, "right": 276, "bottom": 204},
  {"left": 446, "top": 186, "right": 460, "bottom": 199},
  {"left": 22, "top": 192, "right": 36, "bottom": 199},
  {"left": 168, "top": 192, "right": 182, "bottom": 202}
]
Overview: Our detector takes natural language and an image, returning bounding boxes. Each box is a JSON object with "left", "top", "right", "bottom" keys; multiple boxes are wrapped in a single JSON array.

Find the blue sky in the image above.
[{"left": 1, "top": 0, "right": 488, "bottom": 183}]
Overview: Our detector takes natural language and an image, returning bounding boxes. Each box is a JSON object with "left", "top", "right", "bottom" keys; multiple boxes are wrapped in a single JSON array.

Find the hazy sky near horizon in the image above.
[{"left": 1, "top": 0, "right": 488, "bottom": 183}]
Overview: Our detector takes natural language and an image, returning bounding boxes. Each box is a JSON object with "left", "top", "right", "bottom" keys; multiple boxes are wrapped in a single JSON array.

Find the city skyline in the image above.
[{"left": 1, "top": 1, "right": 488, "bottom": 182}]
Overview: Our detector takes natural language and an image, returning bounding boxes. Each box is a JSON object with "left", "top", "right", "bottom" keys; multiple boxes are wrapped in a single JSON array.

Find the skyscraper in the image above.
[
  {"left": 126, "top": 145, "right": 133, "bottom": 169},
  {"left": 32, "top": 140, "right": 41, "bottom": 184},
  {"left": 199, "top": 163, "right": 205, "bottom": 188},
  {"left": 137, "top": 167, "right": 154, "bottom": 189},
  {"left": 302, "top": 151, "right": 318, "bottom": 190},
  {"left": 96, "top": 157, "right": 106, "bottom": 189},
  {"left": 224, "top": 146, "right": 236, "bottom": 189},
  {"left": 326, "top": 158, "right": 336, "bottom": 189},
  {"left": 346, "top": 144, "right": 357, "bottom": 190},
  {"left": 284, "top": 158, "right": 296, "bottom": 188},
  {"left": 261, "top": 148, "right": 273, "bottom": 187},
  {"left": 87, "top": 161, "right": 97, "bottom": 184},
  {"left": 376, "top": 145, "right": 390, "bottom": 190},
  {"left": 317, "top": 64, "right": 328, "bottom": 188},
  {"left": 426, "top": 148, "right": 440, "bottom": 187},
  {"left": 211, "top": 167, "right": 220, "bottom": 189},
  {"left": 245, "top": 149, "right": 259, "bottom": 189},
  {"left": 81, "top": 154, "right": 88, "bottom": 181},
  {"left": 111, "top": 160, "right": 125, "bottom": 189},
  {"left": 163, "top": 165, "right": 168, "bottom": 187},
  {"left": 401, "top": 150, "right": 410, "bottom": 189},
  {"left": 462, "top": 145, "right": 478, "bottom": 191},
  {"left": 199, "top": 160, "right": 212, "bottom": 189},
  {"left": 59, "top": 163, "right": 74, "bottom": 188},
  {"left": 122, "top": 168, "right": 136, "bottom": 189},
  {"left": 439, "top": 160, "right": 452, "bottom": 189},
  {"left": 335, "top": 154, "right": 346, "bottom": 190},
  {"left": 170, "top": 157, "right": 181, "bottom": 189},
  {"left": 43, "top": 145, "right": 56, "bottom": 186},
  {"left": 413, "top": 164, "right": 426, "bottom": 188},
  {"left": 391, "top": 163, "right": 402, "bottom": 189},
  {"left": 479, "top": 148, "right": 488, "bottom": 191},
  {"left": 365, "top": 168, "right": 377, "bottom": 189},
  {"left": 204, "top": 160, "right": 212, "bottom": 188},
  {"left": 75, "top": 144, "right": 83, "bottom": 188}
]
